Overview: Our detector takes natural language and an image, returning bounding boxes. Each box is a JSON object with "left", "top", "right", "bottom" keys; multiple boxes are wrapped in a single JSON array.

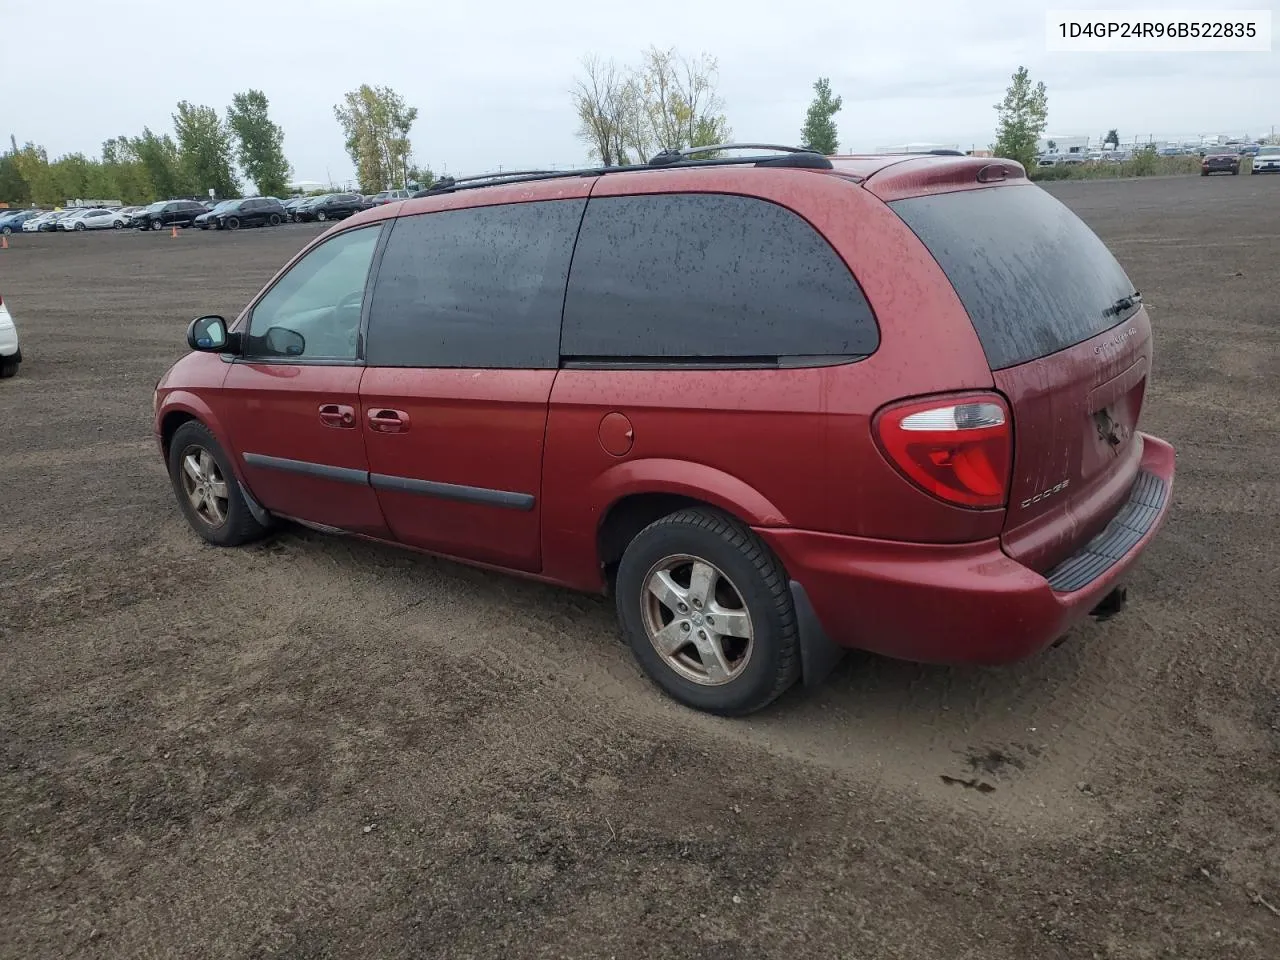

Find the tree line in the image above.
[
  {"left": 0, "top": 91, "right": 291, "bottom": 207},
  {"left": 0, "top": 63, "right": 1078, "bottom": 209},
  {"left": 1, "top": 84, "right": 428, "bottom": 208}
]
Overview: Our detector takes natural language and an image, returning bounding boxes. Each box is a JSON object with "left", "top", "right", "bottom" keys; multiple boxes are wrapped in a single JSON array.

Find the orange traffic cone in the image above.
[
  {"left": 1, "top": 235, "right": 7, "bottom": 249},
  {"left": 170, "top": 224, "right": 178, "bottom": 238}
]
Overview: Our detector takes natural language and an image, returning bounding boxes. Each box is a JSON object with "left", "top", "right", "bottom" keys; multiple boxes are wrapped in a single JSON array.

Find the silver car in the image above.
[{"left": 58, "top": 208, "right": 126, "bottom": 231}]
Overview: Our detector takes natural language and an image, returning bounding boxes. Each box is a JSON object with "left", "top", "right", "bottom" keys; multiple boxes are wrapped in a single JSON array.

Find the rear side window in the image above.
[
  {"left": 365, "top": 199, "right": 586, "bottom": 368},
  {"left": 561, "top": 193, "right": 878, "bottom": 361},
  {"left": 890, "top": 185, "right": 1137, "bottom": 370}
]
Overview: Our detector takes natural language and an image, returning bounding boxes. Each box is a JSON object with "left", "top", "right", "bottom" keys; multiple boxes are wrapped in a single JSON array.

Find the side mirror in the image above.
[
  {"left": 187, "top": 315, "right": 228, "bottom": 352},
  {"left": 263, "top": 326, "right": 306, "bottom": 357}
]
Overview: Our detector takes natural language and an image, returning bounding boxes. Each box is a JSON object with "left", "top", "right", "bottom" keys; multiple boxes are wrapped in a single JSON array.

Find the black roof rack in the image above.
[{"left": 411, "top": 143, "right": 834, "bottom": 198}]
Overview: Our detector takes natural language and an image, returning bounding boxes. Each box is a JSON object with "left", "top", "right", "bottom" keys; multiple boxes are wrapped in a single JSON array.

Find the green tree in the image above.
[
  {"left": 10, "top": 142, "right": 56, "bottom": 205},
  {"left": 101, "top": 136, "right": 153, "bottom": 204},
  {"left": 992, "top": 66, "right": 1048, "bottom": 171},
  {"left": 800, "top": 77, "right": 843, "bottom": 155},
  {"left": 226, "top": 90, "right": 292, "bottom": 196},
  {"left": 334, "top": 85, "right": 419, "bottom": 193},
  {"left": 1104, "top": 128, "right": 1120, "bottom": 149},
  {"left": 0, "top": 136, "right": 31, "bottom": 205},
  {"left": 130, "top": 128, "right": 184, "bottom": 200},
  {"left": 406, "top": 164, "right": 435, "bottom": 189},
  {"left": 173, "top": 101, "right": 240, "bottom": 198}
]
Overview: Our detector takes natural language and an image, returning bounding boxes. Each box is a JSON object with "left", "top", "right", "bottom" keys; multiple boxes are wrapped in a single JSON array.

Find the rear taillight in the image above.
[{"left": 873, "top": 393, "right": 1012, "bottom": 510}]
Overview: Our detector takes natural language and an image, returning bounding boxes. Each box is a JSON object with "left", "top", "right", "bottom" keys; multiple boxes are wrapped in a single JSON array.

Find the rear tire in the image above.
[
  {"left": 615, "top": 507, "right": 801, "bottom": 716},
  {"left": 1, "top": 226, "right": 10, "bottom": 235},
  {"left": 0, "top": 357, "right": 18, "bottom": 379},
  {"left": 167, "top": 421, "right": 268, "bottom": 547}
]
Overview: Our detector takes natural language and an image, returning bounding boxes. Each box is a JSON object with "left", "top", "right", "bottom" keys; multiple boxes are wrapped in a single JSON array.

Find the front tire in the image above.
[
  {"left": 168, "top": 421, "right": 268, "bottom": 547},
  {"left": 225, "top": 216, "right": 241, "bottom": 231},
  {"left": 268, "top": 213, "right": 281, "bottom": 226},
  {"left": 152, "top": 219, "right": 164, "bottom": 230},
  {"left": 75, "top": 222, "right": 86, "bottom": 231},
  {"left": 615, "top": 508, "right": 801, "bottom": 715},
  {"left": 0, "top": 357, "right": 18, "bottom": 379},
  {"left": 1, "top": 226, "right": 10, "bottom": 235},
  {"left": 316, "top": 210, "right": 327, "bottom": 222}
]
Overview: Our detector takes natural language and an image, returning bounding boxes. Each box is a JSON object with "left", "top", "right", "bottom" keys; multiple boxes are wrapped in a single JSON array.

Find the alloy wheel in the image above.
[
  {"left": 640, "top": 554, "right": 754, "bottom": 685},
  {"left": 179, "top": 445, "right": 229, "bottom": 527}
]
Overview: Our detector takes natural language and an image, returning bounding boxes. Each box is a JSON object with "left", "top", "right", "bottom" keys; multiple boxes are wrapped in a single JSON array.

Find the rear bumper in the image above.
[{"left": 757, "top": 433, "right": 1175, "bottom": 666}]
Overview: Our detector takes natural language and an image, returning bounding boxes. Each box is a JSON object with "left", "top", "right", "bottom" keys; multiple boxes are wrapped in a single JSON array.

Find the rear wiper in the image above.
[{"left": 1105, "top": 292, "right": 1143, "bottom": 317}]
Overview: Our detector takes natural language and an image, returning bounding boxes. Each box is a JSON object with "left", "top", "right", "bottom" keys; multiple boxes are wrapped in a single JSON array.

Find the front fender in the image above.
[
  {"left": 155, "top": 390, "right": 236, "bottom": 474},
  {"left": 589, "top": 458, "right": 789, "bottom": 527}
]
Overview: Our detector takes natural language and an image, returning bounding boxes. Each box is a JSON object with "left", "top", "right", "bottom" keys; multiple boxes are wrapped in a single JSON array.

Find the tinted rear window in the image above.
[
  {"left": 365, "top": 199, "right": 585, "bottom": 368},
  {"left": 561, "top": 193, "right": 878, "bottom": 361},
  {"left": 890, "top": 185, "right": 1137, "bottom": 369}
]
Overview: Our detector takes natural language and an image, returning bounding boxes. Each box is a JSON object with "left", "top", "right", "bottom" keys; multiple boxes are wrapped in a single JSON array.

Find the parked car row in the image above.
[{"left": 1, "top": 189, "right": 416, "bottom": 237}]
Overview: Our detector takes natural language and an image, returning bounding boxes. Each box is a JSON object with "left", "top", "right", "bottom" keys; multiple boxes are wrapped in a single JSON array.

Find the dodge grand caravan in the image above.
[{"left": 153, "top": 144, "right": 1176, "bottom": 716}]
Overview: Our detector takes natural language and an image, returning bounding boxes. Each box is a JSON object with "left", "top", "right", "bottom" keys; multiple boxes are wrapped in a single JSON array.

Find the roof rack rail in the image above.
[
  {"left": 417, "top": 169, "right": 565, "bottom": 195},
  {"left": 647, "top": 142, "right": 823, "bottom": 165},
  {"left": 409, "top": 145, "right": 834, "bottom": 199}
]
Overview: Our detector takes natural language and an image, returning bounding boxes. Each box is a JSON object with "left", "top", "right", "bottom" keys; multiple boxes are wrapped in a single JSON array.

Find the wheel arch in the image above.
[
  {"left": 157, "top": 393, "right": 234, "bottom": 468},
  {"left": 591, "top": 459, "right": 790, "bottom": 585}
]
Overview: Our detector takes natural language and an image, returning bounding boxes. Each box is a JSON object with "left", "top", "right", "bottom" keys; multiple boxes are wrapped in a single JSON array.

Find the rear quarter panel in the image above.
[{"left": 540, "top": 168, "right": 1002, "bottom": 591}]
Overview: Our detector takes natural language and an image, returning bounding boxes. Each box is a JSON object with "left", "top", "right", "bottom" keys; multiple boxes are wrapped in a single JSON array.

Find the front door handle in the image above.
[
  {"left": 319, "top": 403, "right": 356, "bottom": 429},
  {"left": 367, "top": 408, "right": 410, "bottom": 434}
]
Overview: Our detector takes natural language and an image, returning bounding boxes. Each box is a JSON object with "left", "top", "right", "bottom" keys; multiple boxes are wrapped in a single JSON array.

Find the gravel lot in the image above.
[{"left": 2, "top": 177, "right": 1277, "bottom": 959}]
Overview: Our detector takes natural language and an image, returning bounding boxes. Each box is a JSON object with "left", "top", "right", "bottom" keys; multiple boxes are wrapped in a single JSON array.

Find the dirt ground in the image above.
[{"left": 1, "top": 177, "right": 1277, "bottom": 959}]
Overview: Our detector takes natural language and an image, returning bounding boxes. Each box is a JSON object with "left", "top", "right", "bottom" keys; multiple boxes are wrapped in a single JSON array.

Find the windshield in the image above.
[
  {"left": 212, "top": 200, "right": 237, "bottom": 211},
  {"left": 146, "top": 202, "right": 166, "bottom": 212},
  {"left": 1258, "top": 146, "right": 1280, "bottom": 156}
]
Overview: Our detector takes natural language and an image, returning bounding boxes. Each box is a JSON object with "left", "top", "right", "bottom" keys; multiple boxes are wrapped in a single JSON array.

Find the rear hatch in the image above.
[{"left": 888, "top": 181, "right": 1149, "bottom": 575}]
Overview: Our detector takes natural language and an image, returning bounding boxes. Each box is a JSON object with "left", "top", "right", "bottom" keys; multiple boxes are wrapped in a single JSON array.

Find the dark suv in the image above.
[
  {"left": 138, "top": 199, "right": 208, "bottom": 231},
  {"left": 154, "top": 145, "right": 1176, "bottom": 716},
  {"left": 210, "top": 197, "right": 287, "bottom": 230},
  {"left": 294, "top": 193, "right": 369, "bottom": 222}
]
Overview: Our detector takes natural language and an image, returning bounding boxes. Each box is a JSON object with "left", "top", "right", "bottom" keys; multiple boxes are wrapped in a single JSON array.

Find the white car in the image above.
[
  {"left": 0, "top": 292, "right": 20, "bottom": 378},
  {"left": 58, "top": 208, "right": 126, "bottom": 231},
  {"left": 22, "top": 211, "right": 61, "bottom": 232},
  {"left": 1252, "top": 145, "right": 1280, "bottom": 174}
]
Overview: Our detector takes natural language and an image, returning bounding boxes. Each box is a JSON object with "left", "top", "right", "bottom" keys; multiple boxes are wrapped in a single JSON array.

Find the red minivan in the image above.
[{"left": 154, "top": 146, "right": 1176, "bottom": 715}]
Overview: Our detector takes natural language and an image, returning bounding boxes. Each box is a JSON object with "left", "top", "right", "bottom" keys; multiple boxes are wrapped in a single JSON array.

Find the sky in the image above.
[{"left": 4, "top": 0, "right": 1276, "bottom": 186}]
